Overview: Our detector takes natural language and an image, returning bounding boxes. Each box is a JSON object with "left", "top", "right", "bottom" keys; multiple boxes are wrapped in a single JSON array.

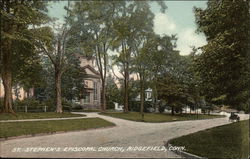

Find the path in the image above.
[
  {"left": 0, "top": 113, "right": 248, "bottom": 158},
  {"left": 0, "top": 116, "right": 89, "bottom": 123}
]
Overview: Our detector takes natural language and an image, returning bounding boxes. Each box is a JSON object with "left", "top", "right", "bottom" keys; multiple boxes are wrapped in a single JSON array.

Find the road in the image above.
[{"left": 1, "top": 113, "right": 248, "bottom": 158}]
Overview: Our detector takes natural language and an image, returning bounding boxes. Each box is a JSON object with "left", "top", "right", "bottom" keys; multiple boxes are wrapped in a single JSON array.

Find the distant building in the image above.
[
  {"left": 114, "top": 102, "right": 123, "bottom": 111},
  {"left": 134, "top": 88, "right": 153, "bottom": 102},
  {"left": 78, "top": 56, "right": 102, "bottom": 109},
  {"left": 212, "top": 105, "right": 239, "bottom": 116},
  {"left": 0, "top": 78, "right": 34, "bottom": 100}
]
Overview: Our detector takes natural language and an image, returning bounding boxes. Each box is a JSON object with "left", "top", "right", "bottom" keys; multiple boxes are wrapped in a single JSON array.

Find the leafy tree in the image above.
[
  {"left": 13, "top": 53, "right": 45, "bottom": 98},
  {"left": 70, "top": 1, "right": 121, "bottom": 111},
  {"left": 61, "top": 57, "right": 85, "bottom": 101},
  {"left": 36, "top": 2, "right": 85, "bottom": 113},
  {"left": 112, "top": 1, "right": 166, "bottom": 113},
  {"left": 106, "top": 74, "right": 120, "bottom": 109},
  {"left": 194, "top": 0, "right": 250, "bottom": 111},
  {"left": 0, "top": 1, "right": 50, "bottom": 113},
  {"left": 141, "top": 34, "right": 178, "bottom": 111},
  {"left": 156, "top": 48, "right": 200, "bottom": 115},
  {"left": 157, "top": 73, "right": 187, "bottom": 115}
]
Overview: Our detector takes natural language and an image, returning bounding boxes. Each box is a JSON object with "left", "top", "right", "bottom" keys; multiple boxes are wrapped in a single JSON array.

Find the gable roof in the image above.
[{"left": 81, "top": 65, "right": 100, "bottom": 76}]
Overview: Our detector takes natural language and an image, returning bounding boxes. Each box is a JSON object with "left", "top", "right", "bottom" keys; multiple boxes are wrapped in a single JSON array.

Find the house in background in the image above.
[
  {"left": 0, "top": 78, "right": 34, "bottom": 100},
  {"left": 134, "top": 88, "right": 153, "bottom": 102},
  {"left": 78, "top": 55, "right": 102, "bottom": 109}
]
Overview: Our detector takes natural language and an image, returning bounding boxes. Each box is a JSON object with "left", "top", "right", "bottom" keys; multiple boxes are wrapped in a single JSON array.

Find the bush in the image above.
[
  {"left": 13, "top": 98, "right": 46, "bottom": 112},
  {"left": 158, "top": 105, "right": 166, "bottom": 113},
  {"left": 3, "top": 97, "right": 81, "bottom": 112},
  {"left": 44, "top": 99, "right": 55, "bottom": 112},
  {"left": 129, "top": 101, "right": 152, "bottom": 112},
  {"left": 107, "top": 100, "right": 115, "bottom": 109},
  {"left": 43, "top": 98, "right": 75, "bottom": 112}
]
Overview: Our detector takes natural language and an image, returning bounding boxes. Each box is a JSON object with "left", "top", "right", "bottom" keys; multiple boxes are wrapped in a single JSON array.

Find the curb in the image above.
[
  {"left": 0, "top": 125, "right": 115, "bottom": 142},
  {"left": 0, "top": 116, "right": 89, "bottom": 123},
  {"left": 164, "top": 141, "right": 207, "bottom": 159}
]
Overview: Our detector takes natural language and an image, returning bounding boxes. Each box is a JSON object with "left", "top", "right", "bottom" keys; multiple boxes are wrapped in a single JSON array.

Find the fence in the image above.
[
  {"left": 14, "top": 106, "right": 50, "bottom": 113},
  {"left": 13, "top": 105, "right": 71, "bottom": 112}
]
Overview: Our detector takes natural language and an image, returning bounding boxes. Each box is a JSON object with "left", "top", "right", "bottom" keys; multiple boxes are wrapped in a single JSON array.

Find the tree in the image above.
[
  {"left": 142, "top": 34, "right": 178, "bottom": 111},
  {"left": 0, "top": 1, "right": 50, "bottom": 113},
  {"left": 70, "top": 1, "right": 121, "bottom": 111},
  {"left": 156, "top": 47, "right": 197, "bottom": 115},
  {"left": 112, "top": 1, "right": 166, "bottom": 113},
  {"left": 156, "top": 74, "right": 187, "bottom": 115},
  {"left": 106, "top": 74, "right": 121, "bottom": 109},
  {"left": 13, "top": 52, "right": 45, "bottom": 98},
  {"left": 61, "top": 56, "right": 86, "bottom": 101},
  {"left": 36, "top": 1, "right": 84, "bottom": 113},
  {"left": 194, "top": 0, "right": 250, "bottom": 111}
]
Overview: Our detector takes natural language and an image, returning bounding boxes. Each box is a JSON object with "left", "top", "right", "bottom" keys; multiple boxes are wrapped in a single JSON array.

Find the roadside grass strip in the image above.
[
  {"left": 100, "top": 112, "right": 224, "bottom": 123},
  {"left": 169, "top": 119, "right": 249, "bottom": 159},
  {"left": 0, "top": 112, "right": 85, "bottom": 120},
  {"left": 0, "top": 117, "right": 115, "bottom": 139}
]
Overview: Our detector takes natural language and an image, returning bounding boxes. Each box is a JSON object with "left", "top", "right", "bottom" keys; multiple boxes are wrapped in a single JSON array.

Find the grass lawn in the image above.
[
  {"left": 0, "top": 117, "right": 115, "bottom": 138},
  {"left": 169, "top": 119, "right": 249, "bottom": 159},
  {"left": 0, "top": 112, "right": 85, "bottom": 120},
  {"left": 99, "top": 112, "right": 224, "bottom": 123}
]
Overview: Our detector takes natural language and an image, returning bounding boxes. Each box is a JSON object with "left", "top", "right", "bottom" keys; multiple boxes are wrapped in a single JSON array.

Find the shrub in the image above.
[
  {"left": 44, "top": 98, "right": 55, "bottom": 112},
  {"left": 107, "top": 100, "right": 115, "bottom": 109},
  {"left": 129, "top": 101, "right": 152, "bottom": 112},
  {"left": 43, "top": 98, "right": 76, "bottom": 112},
  {"left": 158, "top": 105, "right": 166, "bottom": 113},
  {"left": 13, "top": 98, "right": 46, "bottom": 112}
]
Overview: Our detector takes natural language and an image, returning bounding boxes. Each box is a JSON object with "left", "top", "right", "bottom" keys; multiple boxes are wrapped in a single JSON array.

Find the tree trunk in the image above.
[
  {"left": 140, "top": 78, "right": 145, "bottom": 120},
  {"left": 140, "top": 76, "right": 144, "bottom": 114},
  {"left": 101, "top": 84, "right": 106, "bottom": 111},
  {"left": 123, "top": 67, "right": 129, "bottom": 113},
  {"left": 140, "top": 87, "right": 144, "bottom": 114},
  {"left": 2, "top": 72, "right": 14, "bottom": 113},
  {"left": 55, "top": 70, "right": 62, "bottom": 113},
  {"left": 152, "top": 81, "right": 158, "bottom": 112},
  {"left": 1, "top": 38, "right": 15, "bottom": 114},
  {"left": 123, "top": 79, "right": 129, "bottom": 113},
  {"left": 26, "top": 89, "right": 30, "bottom": 98},
  {"left": 171, "top": 107, "right": 174, "bottom": 115}
]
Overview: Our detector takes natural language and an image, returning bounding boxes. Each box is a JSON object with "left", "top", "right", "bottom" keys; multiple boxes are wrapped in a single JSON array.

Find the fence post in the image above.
[{"left": 25, "top": 106, "right": 27, "bottom": 113}]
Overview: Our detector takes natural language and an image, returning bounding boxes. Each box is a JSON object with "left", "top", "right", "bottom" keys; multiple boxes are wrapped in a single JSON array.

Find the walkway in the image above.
[
  {"left": 0, "top": 116, "right": 89, "bottom": 123},
  {"left": 0, "top": 113, "right": 248, "bottom": 158}
]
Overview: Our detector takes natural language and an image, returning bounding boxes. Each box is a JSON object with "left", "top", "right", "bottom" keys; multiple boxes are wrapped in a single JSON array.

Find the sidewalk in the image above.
[{"left": 0, "top": 116, "right": 90, "bottom": 123}]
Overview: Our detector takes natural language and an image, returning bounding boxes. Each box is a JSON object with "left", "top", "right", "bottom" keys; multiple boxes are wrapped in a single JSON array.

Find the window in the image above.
[
  {"left": 146, "top": 92, "right": 152, "bottom": 99},
  {"left": 83, "top": 92, "right": 90, "bottom": 103},
  {"left": 94, "top": 82, "right": 98, "bottom": 100}
]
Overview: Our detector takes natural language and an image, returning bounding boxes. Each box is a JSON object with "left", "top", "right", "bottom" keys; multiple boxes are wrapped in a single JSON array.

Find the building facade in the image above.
[{"left": 78, "top": 56, "right": 102, "bottom": 109}]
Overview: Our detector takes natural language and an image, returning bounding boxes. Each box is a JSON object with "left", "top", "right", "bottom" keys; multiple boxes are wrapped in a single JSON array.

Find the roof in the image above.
[
  {"left": 81, "top": 65, "right": 100, "bottom": 76},
  {"left": 145, "top": 88, "right": 152, "bottom": 92}
]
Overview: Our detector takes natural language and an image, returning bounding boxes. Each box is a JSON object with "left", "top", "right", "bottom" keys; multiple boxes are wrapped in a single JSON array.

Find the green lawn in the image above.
[
  {"left": 169, "top": 119, "right": 249, "bottom": 159},
  {"left": 0, "top": 117, "right": 115, "bottom": 138},
  {"left": 99, "top": 112, "right": 224, "bottom": 122},
  {"left": 0, "top": 112, "right": 85, "bottom": 120}
]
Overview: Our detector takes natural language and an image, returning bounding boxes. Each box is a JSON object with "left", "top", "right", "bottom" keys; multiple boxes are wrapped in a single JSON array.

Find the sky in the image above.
[{"left": 48, "top": 1, "right": 207, "bottom": 56}]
